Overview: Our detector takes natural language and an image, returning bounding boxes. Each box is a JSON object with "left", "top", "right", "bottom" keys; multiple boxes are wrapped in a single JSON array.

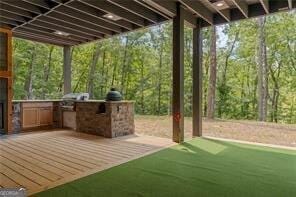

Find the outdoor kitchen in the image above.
[{"left": 10, "top": 89, "right": 135, "bottom": 138}]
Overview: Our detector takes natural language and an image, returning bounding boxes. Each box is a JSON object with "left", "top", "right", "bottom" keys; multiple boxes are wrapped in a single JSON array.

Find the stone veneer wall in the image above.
[
  {"left": 12, "top": 102, "right": 21, "bottom": 133},
  {"left": 76, "top": 101, "right": 134, "bottom": 138}
]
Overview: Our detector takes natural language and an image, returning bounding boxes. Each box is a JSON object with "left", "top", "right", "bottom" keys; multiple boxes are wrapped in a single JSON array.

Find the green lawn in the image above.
[{"left": 34, "top": 138, "right": 296, "bottom": 197}]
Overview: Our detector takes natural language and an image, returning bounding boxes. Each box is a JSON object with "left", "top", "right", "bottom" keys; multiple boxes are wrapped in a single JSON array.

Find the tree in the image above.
[
  {"left": 88, "top": 43, "right": 101, "bottom": 99},
  {"left": 257, "top": 17, "right": 269, "bottom": 121},
  {"left": 23, "top": 44, "right": 36, "bottom": 99},
  {"left": 207, "top": 26, "right": 217, "bottom": 119}
]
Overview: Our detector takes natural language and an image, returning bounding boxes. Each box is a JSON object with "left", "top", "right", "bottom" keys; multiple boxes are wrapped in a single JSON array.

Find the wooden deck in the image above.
[{"left": 0, "top": 130, "right": 174, "bottom": 195}]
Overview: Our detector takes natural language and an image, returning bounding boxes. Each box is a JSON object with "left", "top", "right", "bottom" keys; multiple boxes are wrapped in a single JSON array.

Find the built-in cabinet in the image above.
[{"left": 22, "top": 102, "right": 53, "bottom": 129}]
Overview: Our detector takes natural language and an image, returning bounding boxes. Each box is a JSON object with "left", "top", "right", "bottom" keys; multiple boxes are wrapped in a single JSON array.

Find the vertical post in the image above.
[
  {"left": 172, "top": 3, "right": 184, "bottom": 143},
  {"left": 63, "top": 45, "right": 71, "bottom": 94},
  {"left": 0, "top": 28, "right": 12, "bottom": 134},
  {"left": 192, "top": 19, "right": 203, "bottom": 137}
]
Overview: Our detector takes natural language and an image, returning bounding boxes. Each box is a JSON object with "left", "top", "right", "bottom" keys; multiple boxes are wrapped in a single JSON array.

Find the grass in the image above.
[
  {"left": 34, "top": 138, "right": 296, "bottom": 197},
  {"left": 135, "top": 115, "right": 296, "bottom": 147}
]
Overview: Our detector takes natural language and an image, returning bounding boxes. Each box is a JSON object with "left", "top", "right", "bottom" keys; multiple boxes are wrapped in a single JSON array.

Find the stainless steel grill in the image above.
[{"left": 61, "top": 93, "right": 89, "bottom": 111}]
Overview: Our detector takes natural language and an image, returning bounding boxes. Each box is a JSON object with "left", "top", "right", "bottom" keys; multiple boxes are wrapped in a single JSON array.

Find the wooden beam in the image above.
[
  {"left": 144, "top": 0, "right": 197, "bottom": 27},
  {"left": 0, "top": 10, "right": 27, "bottom": 23},
  {"left": 192, "top": 19, "right": 202, "bottom": 137},
  {"left": 14, "top": 32, "right": 71, "bottom": 46},
  {"left": 0, "top": 71, "right": 12, "bottom": 78},
  {"left": 134, "top": 0, "right": 171, "bottom": 20},
  {"left": 17, "top": 27, "right": 80, "bottom": 45},
  {"left": 63, "top": 46, "right": 72, "bottom": 94},
  {"left": 22, "top": 0, "right": 51, "bottom": 9},
  {"left": 79, "top": 0, "right": 146, "bottom": 27},
  {"left": 172, "top": 3, "right": 184, "bottom": 143},
  {"left": 0, "top": 3, "right": 33, "bottom": 18},
  {"left": 231, "top": 0, "right": 249, "bottom": 18},
  {"left": 1, "top": 1, "right": 42, "bottom": 15},
  {"left": 0, "top": 28, "right": 13, "bottom": 134},
  {"left": 30, "top": 20, "right": 97, "bottom": 40},
  {"left": 56, "top": 2, "right": 132, "bottom": 31},
  {"left": 38, "top": 16, "right": 107, "bottom": 37},
  {"left": 180, "top": 0, "right": 213, "bottom": 25},
  {"left": 0, "top": 18, "right": 20, "bottom": 27},
  {"left": 146, "top": 0, "right": 176, "bottom": 17},
  {"left": 108, "top": 0, "right": 161, "bottom": 23},
  {"left": 22, "top": 24, "right": 85, "bottom": 42},
  {"left": 259, "top": 0, "right": 269, "bottom": 14}
]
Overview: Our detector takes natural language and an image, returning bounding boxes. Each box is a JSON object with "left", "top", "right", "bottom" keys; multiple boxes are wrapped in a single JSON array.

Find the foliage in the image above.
[{"left": 12, "top": 11, "right": 296, "bottom": 123}]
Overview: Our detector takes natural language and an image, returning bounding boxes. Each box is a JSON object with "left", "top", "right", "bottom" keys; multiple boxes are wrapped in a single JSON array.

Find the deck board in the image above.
[{"left": 0, "top": 130, "right": 174, "bottom": 195}]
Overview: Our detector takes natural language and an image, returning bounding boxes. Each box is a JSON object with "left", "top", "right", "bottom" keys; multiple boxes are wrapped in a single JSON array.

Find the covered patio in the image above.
[
  {"left": 0, "top": 130, "right": 173, "bottom": 195},
  {"left": 0, "top": 0, "right": 295, "bottom": 196}
]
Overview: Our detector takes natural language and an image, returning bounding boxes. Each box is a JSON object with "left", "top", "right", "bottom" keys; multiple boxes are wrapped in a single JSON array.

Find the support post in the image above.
[
  {"left": 192, "top": 20, "right": 203, "bottom": 137},
  {"left": 63, "top": 45, "right": 72, "bottom": 94},
  {"left": 0, "top": 28, "right": 12, "bottom": 134},
  {"left": 172, "top": 3, "right": 184, "bottom": 143}
]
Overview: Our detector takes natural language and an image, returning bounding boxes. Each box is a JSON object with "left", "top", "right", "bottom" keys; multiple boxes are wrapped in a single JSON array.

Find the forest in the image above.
[{"left": 12, "top": 11, "right": 296, "bottom": 124}]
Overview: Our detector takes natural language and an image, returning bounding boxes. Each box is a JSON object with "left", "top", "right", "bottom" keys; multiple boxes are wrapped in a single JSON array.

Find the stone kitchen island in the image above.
[
  {"left": 11, "top": 100, "right": 135, "bottom": 138},
  {"left": 76, "top": 100, "right": 134, "bottom": 137}
]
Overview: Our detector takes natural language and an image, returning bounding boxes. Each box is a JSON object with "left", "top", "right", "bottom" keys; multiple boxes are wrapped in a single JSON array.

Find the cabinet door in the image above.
[
  {"left": 22, "top": 108, "right": 39, "bottom": 128},
  {"left": 39, "top": 107, "right": 53, "bottom": 126}
]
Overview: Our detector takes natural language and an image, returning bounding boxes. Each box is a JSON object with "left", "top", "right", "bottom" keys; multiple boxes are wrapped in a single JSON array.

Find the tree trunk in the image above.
[
  {"left": 269, "top": 57, "right": 281, "bottom": 123},
  {"left": 207, "top": 26, "right": 217, "bottom": 119},
  {"left": 42, "top": 46, "right": 54, "bottom": 99},
  {"left": 217, "top": 31, "right": 238, "bottom": 117},
  {"left": 157, "top": 31, "right": 164, "bottom": 115},
  {"left": 58, "top": 47, "right": 74, "bottom": 93},
  {"left": 140, "top": 56, "right": 145, "bottom": 114},
  {"left": 88, "top": 44, "right": 100, "bottom": 99},
  {"left": 257, "top": 17, "right": 268, "bottom": 121},
  {"left": 120, "top": 36, "right": 129, "bottom": 93},
  {"left": 24, "top": 45, "right": 36, "bottom": 99},
  {"left": 100, "top": 50, "right": 106, "bottom": 97},
  {"left": 203, "top": 55, "right": 210, "bottom": 116}
]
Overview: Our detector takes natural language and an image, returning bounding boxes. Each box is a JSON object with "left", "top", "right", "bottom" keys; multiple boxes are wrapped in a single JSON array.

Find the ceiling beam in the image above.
[
  {"left": 17, "top": 27, "right": 80, "bottom": 44},
  {"left": 79, "top": 0, "right": 146, "bottom": 27},
  {"left": 144, "top": 0, "right": 196, "bottom": 27},
  {"left": 53, "top": 5, "right": 125, "bottom": 33},
  {"left": 38, "top": 15, "right": 110, "bottom": 36},
  {"left": 22, "top": 24, "right": 85, "bottom": 43},
  {"left": 22, "top": 0, "right": 51, "bottom": 9},
  {"left": 0, "top": 18, "right": 20, "bottom": 26},
  {"left": 0, "top": 10, "right": 27, "bottom": 23},
  {"left": 179, "top": 0, "right": 213, "bottom": 25},
  {"left": 1, "top": 1, "right": 42, "bottom": 15},
  {"left": 46, "top": 12, "right": 116, "bottom": 36},
  {"left": 30, "top": 20, "right": 97, "bottom": 40},
  {"left": 0, "top": 3, "right": 33, "bottom": 18},
  {"left": 182, "top": 9, "right": 197, "bottom": 28},
  {"left": 207, "top": 3, "right": 231, "bottom": 22},
  {"left": 60, "top": 0, "right": 133, "bottom": 31},
  {"left": 259, "top": 0, "right": 269, "bottom": 14},
  {"left": 134, "top": 0, "right": 171, "bottom": 20},
  {"left": 14, "top": 31, "right": 74, "bottom": 46},
  {"left": 231, "top": 0, "right": 249, "bottom": 18},
  {"left": 146, "top": 0, "right": 176, "bottom": 17},
  {"left": 108, "top": 0, "right": 161, "bottom": 23}
]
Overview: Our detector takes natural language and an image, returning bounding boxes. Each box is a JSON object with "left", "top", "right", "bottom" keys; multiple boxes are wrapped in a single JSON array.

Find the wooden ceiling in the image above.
[{"left": 0, "top": 0, "right": 295, "bottom": 46}]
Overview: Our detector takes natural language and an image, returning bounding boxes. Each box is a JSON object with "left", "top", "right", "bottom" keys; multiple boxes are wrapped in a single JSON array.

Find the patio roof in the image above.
[{"left": 0, "top": 0, "right": 295, "bottom": 46}]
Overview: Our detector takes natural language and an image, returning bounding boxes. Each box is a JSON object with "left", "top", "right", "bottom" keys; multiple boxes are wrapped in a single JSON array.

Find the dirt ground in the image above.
[{"left": 135, "top": 115, "right": 296, "bottom": 147}]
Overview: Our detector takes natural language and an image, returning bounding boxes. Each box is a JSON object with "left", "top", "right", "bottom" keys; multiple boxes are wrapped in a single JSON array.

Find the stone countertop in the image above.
[{"left": 13, "top": 100, "right": 62, "bottom": 103}]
